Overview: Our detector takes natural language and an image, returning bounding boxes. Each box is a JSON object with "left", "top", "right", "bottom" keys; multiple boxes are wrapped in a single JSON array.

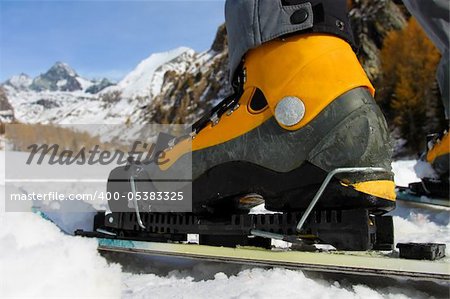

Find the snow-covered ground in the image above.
[
  {"left": 390, "top": 161, "right": 449, "bottom": 256},
  {"left": 120, "top": 268, "right": 429, "bottom": 299},
  {"left": 392, "top": 160, "right": 438, "bottom": 187},
  {"left": 392, "top": 160, "right": 421, "bottom": 187},
  {"left": 1, "top": 155, "right": 449, "bottom": 298}
]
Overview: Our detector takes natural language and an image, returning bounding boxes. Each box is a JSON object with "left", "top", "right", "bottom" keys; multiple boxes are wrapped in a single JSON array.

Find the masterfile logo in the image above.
[{"left": 3, "top": 124, "right": 193, "bottom": 213}]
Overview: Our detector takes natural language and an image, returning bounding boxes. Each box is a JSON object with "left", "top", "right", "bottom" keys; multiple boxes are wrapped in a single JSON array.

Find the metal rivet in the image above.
[
  {"left": 226, "top": 103, "right": 240, "bottom": 116},
  {"left": 108, "top": 216, "right": 114, "bottom": 223},
  {"left": 210, "top": 113, "right": 220, "bottom": 126},
  {"left": 290, "top": 9, "right": 309, "bottom": 25},
  {"left": 274, "top": 96, "right": 306, "bottom": 127}
]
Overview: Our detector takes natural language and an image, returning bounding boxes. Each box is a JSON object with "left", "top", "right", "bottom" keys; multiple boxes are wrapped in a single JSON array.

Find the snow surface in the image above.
[
  {"left": 0, "top": 213, "right": 122, "bottom": 297},
  {"left": 391, "top": 160, "right": 439, "bottom": 187},
  {"left": 390, "top": 160, "right": 450, "bottom": 255},
  {"left": 1, "top": 156, "right": 449, "bottom": 298},
  {"left": 121, "top": 268, "right": 422, "bottom": 299},
  {"left": 391, "top": 160, "right": 421, "bottom": 187}
]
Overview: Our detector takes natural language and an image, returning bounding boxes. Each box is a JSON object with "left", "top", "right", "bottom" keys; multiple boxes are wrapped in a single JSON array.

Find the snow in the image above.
[
  {"left": 54, "top": 62, "right": 77, "bottom": 77},
  {"left": 148, "top": 49, "right": 196, "bottom": 98},
  {"left": 413, "top": 160, "right": 438, "bottom": 179},
  {"left": 391, "top": 159, "right": 439, "bottom": 187},
  {"left": 6, "top": 73, "right": 32, "bottom": 90},
  {"left": 393, "top": 208, "right": 449, "bottom": 249},
  {"left": 0, "top": 150, "right": 122, "bottom": 297},
  {"left": 56, "top": 79, "right": 68, "bottom": 87},
  {"left": 4, "top": 88, "right": 134, "bottom": 125},
  {"left": 391, "top": 160, "right": 421, "bottom": 187},
  {"left": 0, "top": 213, "right": 122, "bottom": 297},
  {"left": 1, "top": 155, "right": 448, "bottom": 298},
  {"left": 391, "top": 159, "right": 449, "bottom": 254},
  {"left": 121, "top": 268, "right": 414, "bottom": 299},
  {"left": 76, "top": 76, "right": 94, "bottom": 90}
]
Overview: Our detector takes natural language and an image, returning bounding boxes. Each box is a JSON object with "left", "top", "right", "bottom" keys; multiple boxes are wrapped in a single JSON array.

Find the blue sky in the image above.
[{"left": 0, "top": 0, "right": 225, "bottom": 81}]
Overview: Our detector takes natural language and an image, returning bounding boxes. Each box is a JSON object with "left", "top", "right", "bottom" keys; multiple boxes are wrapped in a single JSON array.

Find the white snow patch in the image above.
[
  {"left": 56, "top": 79, "right": 68, "bottom": 87},
  {"left": 0, "top": 151, "right": 122, "bottom": 297},
  {"left": 392, "top": 160, "right": 421, "bottom": 187},
  {"left": 0, "top": 212, "right": 122, "bottom": 298},
  {"left": 6, "top": 74, "right": 32, "bottom": 90},
  {"left": 413, "top": 160, "right": 438, "bottom": 180},
  {"left": 391, "top": 159, "right": 439, "bottom": 186},
  {"left": 76, "top": 76, "right": 94, "bottom": 90},
  {"left": 394, "top": 215, "right": 450, "bottom": 253},
  {"left": 391, "top": 200, "right": 450, "bottom": 256}
]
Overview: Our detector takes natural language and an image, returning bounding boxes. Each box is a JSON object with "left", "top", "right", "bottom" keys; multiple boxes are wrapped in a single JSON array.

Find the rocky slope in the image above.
[
  {"left": 0, "top": 86, "right": 14, "bottom": 123},
  {"left": 143, "top": 24, "right": 231, "bottom": 125}
]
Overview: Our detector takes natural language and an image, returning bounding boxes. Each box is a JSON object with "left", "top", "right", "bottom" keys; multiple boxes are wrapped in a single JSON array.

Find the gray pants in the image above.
[{"left": 403, "top": 0, "right": 450, "bottom": 119}]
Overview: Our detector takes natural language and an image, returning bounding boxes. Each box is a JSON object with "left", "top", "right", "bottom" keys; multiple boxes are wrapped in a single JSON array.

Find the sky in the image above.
[{"left": 0, "top": 0, "right": 225, "bottom": 82}]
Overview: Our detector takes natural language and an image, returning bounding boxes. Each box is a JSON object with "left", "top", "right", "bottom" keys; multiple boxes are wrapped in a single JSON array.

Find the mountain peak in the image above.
[
  {"left": 3, "top": 73, "right": 32, "bottom": 90},
  {"left": 18, "top": 72, "right": 31, "bottom": 78},
  {"left": 48, "top": 61, "right": 78, "bottom": 77},
  {"left": 30, "top": 61, "right": 82, "bottom": 92},
  {"left": 113, "top": 47, "right": 195, "bottom": 99}
]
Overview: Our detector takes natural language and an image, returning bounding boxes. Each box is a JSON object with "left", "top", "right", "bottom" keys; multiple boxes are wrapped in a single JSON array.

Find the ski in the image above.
[
  {"left": 396, "top": 186, "right": 449, "bottom": 207},
  {"left": 94, "top": 237, "right": 450, "bottom": 283},
  {"left": 33, "top": 206, "right": 450, "bottom": 284}
]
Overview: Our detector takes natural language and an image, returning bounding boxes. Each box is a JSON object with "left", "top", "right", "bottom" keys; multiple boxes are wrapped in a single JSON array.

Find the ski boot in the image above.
[
  {"left": 104, "top": 33, "right": 395, "bottom": 249},
  {"left": 179, "top": 33, "right": 396, "bottom": 215},
  {"left": 103, "top": 0, "right": 396, "bottom": 250},
  {"left": 409, "top": 131, "right": 450, "bottom": 199}
]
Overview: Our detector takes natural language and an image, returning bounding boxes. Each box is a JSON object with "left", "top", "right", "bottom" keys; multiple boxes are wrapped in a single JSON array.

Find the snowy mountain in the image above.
[
  {"left": 1, "top": 26, "right": 230, "bottom": 126},
  {"left": 103, "top": 47, "right": 195, "bottom": 99},
  {"left": 2, "top": 62, "right": 115, "bottom": 124},
  {"left": 30, "top": 62, "right": 85, "bottom": 92},
  {"left": 3, "top": 62, "right": 113, "bottom": 94},
  {"left": 0, "top": 48, "right": 198, "bottom": 124},
  {"left": 4, "top": 73, "right": 33, "bottom": 91},
  {"left": 85, "top": 78, "right": 114, "bottom": 94}
]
